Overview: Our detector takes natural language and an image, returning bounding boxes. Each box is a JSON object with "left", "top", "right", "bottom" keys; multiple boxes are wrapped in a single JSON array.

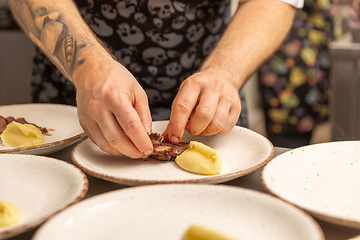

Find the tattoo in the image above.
[{"left": 10, "top": 0, "right": 85, "bottom": 79}]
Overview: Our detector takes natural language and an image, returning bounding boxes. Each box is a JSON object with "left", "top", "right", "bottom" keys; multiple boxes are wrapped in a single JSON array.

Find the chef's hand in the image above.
[
  {"left": 73, "top": 58, "right": 153, "bottom": 158},
  {"left": 163, "top": 69, "right": 241, "bottom": 143}
]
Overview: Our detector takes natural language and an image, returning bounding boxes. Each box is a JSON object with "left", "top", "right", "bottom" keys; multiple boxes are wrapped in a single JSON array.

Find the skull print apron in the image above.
[{"left": 31, "top": 0, "right": 248, "bottom": 126}]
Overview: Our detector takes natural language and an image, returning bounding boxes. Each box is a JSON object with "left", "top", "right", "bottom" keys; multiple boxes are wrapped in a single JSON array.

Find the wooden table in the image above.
[{"left": 7, "top": 145, "right": 360, "bottom": 240}]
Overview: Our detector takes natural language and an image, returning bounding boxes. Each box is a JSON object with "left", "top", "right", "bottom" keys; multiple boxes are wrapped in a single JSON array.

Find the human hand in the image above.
[
  {"left": 73, "top": 58, "right": 153, "bottom": 158},
  {"left": 163, "top": 69, "right": 241, "bottom": 143}
]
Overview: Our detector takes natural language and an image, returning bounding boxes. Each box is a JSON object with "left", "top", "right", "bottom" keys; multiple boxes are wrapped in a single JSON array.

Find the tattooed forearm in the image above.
[
  {"left": 64, "top": 35, "right": 85, "bottom": 72},
  {"left": 9, "top": 0, "right": 85, "bottom": 80}
]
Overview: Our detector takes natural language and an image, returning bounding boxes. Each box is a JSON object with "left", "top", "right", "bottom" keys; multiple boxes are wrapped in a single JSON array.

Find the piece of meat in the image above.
[
  {"left": 0, "top": 116, "right": 7, "bottom": 134},
  {"left": 0, "top": 115, "right": 48, "bottom": 134},
  {"left": 6, "top": 117, "right": 15, "bottom": 123},
  {"left": 149, "top": 133, "right": 190, "bottom": 161},
  {"left": 14, "top": 117, "right": 27, "bottom": 124}
]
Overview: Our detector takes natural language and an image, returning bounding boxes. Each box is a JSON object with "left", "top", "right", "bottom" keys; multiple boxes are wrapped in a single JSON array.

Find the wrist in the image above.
[
  {"left": 200, "top": 60, "right": 244, "bottom": 90},
  {"left": 72, "top": 47, "right": 115, "bottom": 88}
]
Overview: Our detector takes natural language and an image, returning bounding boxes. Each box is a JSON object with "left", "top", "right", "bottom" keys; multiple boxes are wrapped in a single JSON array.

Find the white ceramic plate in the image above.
[
  {"left": 0, "top": 154, "right": 88, "bottom": 239},
  {"left": 349, "top": 235, "right": 360, "bottom": 240},
  {"left": 0, "top": 104, "right": 85, "bottom": 155},
  {"left": 261, "top": 141, "right": 360, "bottom": 229},
  {"left": 33, "top": 184, "right": 324, "bottom": 240},
  {"left": 72, "top": 121, "right": 274, "bottom": 185}
]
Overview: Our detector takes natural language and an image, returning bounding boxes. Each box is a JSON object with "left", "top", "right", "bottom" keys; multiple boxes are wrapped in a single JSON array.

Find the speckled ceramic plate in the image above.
[
  {"left": 0, "top": 104, "right": 85, "bottom": 155},
  {"left": 72, "top": 121, "right": 274, "bottom": 186},
  {"left": 0, "top": 154, "right": 88, "bottom": 239},
  {"left": 261, "top": 141, "right": 360, "bottom": 229},
  {"left": 33, "top": 184, "right": 324, "bottom": 240},
  {"left": 349, "top": 235, "right": 360, "bottom": 240}
]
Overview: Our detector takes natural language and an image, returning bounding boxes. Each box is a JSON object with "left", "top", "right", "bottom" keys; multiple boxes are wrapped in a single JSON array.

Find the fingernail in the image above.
[
  {"left": 146, "top": 126, "right": 152, "bottom": 134},
  {"left": 144, "top": 149, "right": 153, "bottom": 156},
  {"left": 170, "top": 135, "right": 179, "bottom": 143}
]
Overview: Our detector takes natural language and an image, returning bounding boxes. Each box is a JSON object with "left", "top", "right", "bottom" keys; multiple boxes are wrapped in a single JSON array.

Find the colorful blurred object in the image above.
[{"left": 258, "top": 0, "right": 339, "bottom": 146}]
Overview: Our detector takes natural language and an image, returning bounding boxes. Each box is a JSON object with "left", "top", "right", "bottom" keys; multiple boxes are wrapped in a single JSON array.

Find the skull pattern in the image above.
[
  {"left": 148, "top": 0, "right": 175, "bottom": 19},
  {"left": 143, "top": 47, "right": 168, "bottom": 66}
]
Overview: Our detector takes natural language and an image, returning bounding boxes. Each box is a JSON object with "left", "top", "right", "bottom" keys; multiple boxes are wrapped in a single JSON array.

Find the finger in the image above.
[
  {"left": 80, "top": 119, "right": 124, "bottom": 156},
  {"left": 220, "top": 105, "right": 241, "bottom": 134},
  {"left": 187, "top": 90, "right": 219, "bottom": 136},
  {"left": 99, "top": 109, "right": 146, "bottom": 159},
  {"left": 133, "top": 90, "right": 152, "bottom": 134},
  {"left": 168, "top": 82, "right": 200, "bottom": 143},
  {"left": 162, "top": 125, "right": 170, "bottom": 142},
  {"left": 201, "top": 98, "right": 230, "bottom": 136},
  {"left": 110, "top": 96, "right": 153, "bottom": 157}
]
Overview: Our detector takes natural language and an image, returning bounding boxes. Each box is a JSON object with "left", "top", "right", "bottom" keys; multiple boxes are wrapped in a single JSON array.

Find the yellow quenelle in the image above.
[
  {"left": 175, "top": 141, "right": 222, "bottom": 175},
  {"left": 0, "top": 200, "right": 22, "bottom": 227},
  {"left": 181, "top": 224, "right": 238, "bottom": 240},
  {"left": 1, "top": 121, "right": 45, "bottom": 148}
]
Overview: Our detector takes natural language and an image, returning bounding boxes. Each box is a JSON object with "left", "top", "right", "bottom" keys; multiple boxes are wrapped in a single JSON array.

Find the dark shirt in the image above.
[{"left": 31, "top": 0, "right": 248, "bottom": 126}]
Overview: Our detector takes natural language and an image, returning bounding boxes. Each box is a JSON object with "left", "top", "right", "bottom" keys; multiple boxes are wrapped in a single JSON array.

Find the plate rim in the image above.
[
  {"left": 32, "top": 184, "right": 325, "bottom": 240},
  {"left": 0, "top": 153, "right": 89, "bottom": 239},
  {"left": 71, "top": 124, "right": 274, "bottom": 185},
  {"left": 0, "top": 103, "right": 85, "bottom": 154},
  {"left": 261, "top": 141, "right": 360, "bottom": 229}
]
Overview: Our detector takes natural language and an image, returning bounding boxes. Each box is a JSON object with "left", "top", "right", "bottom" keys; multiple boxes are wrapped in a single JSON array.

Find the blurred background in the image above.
[{"left": 0, "top": 0, "right": 359, "bottom": 148}]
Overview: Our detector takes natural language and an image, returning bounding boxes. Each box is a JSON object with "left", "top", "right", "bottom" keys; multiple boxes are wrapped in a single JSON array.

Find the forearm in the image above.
[
  {"left": 8, "top": 0, "right": 112, "bottom": 81},
  {"left": 200, "top": 0, "right": 295, "bottom": 89}
]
